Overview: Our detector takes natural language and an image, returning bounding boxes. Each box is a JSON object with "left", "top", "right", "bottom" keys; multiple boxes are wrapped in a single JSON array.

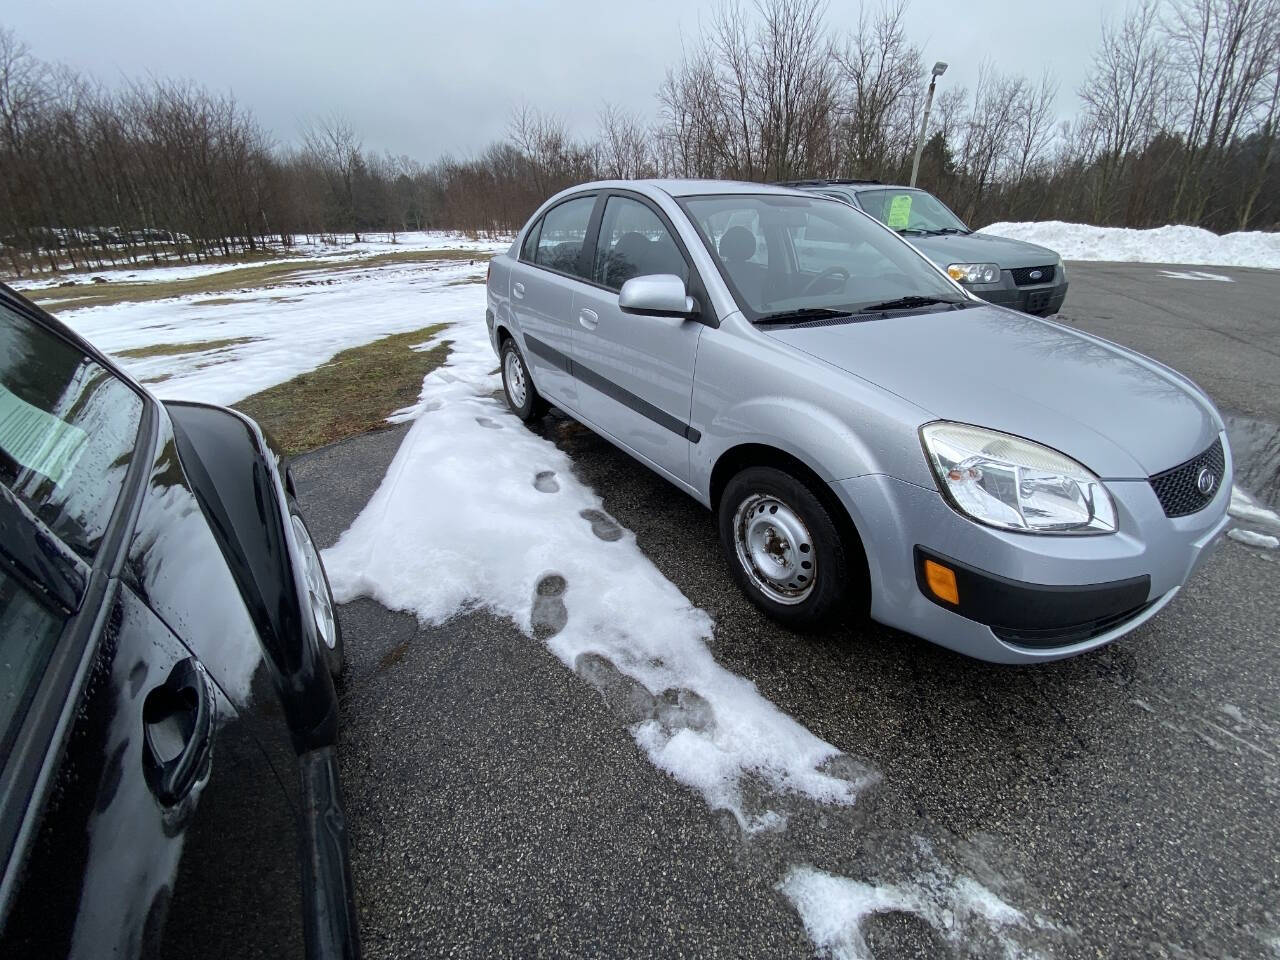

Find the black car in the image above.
[{"left": 0, "top": 284, "right": 360, "bottom": 958}]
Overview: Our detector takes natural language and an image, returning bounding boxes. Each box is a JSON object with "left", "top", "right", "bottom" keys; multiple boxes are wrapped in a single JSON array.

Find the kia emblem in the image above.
[
  {"left": 1196, "top": 466, "right": 1216, "bottom": 495},
  {"left": 1029, "top": 270, "right": 1042, "bottom": 280}
]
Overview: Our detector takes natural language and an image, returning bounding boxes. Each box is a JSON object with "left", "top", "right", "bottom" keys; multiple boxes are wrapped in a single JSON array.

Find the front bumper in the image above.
[
  {"left": 829, "top": 454, "right": 1231, "bottom": 663},
  {"left": 969, "top": 275, "right": 1068, "bottom": 315}
]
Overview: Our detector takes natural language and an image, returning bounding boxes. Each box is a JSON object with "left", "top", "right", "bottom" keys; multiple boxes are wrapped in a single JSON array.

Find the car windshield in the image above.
[
  {"left": 680, "top": 193, "right": 965, "bottom": 321},
  {"left": 854, "top": 188, "right": 970, "bottom": 235}
]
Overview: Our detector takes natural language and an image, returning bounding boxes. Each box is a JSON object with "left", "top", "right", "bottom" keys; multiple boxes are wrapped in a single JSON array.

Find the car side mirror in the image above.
[{"left": 618, "top": 274, "right": 698, "bottom": 319}]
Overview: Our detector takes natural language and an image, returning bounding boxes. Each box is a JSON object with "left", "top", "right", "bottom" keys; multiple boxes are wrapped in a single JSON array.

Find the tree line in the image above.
[{"left": 1, "top": 0, "right": 1277, "bottom": 276}]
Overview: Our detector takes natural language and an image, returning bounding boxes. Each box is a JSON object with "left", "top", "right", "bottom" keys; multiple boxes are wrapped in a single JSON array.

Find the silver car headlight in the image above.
[
  {"left": 946, "top": 262, "right": 1000, "bottom": 284},
  {"left": 920, "top": 422, "right": 1117, "bottom": 534}
]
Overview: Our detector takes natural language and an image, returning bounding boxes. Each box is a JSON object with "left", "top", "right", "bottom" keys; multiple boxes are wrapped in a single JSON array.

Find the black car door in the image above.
[{"left": 0, "top": 302, "right": 304, "bottom": 957}]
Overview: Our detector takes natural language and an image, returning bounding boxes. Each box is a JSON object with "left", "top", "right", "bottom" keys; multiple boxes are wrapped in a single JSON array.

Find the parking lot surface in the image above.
[{"left": 294, "top": 261, "right": 1280, "bottom": 959}]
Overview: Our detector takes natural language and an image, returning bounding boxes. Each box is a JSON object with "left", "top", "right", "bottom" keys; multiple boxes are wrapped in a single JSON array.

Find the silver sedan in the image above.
[{"left": 485, "top": 180, "right": 1231, "bottom": 663}]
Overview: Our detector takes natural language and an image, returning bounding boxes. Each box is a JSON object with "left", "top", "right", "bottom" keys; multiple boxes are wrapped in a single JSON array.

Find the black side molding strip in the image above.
[{"left": 524, "top": 334, "right": 701, "bottom": 443}]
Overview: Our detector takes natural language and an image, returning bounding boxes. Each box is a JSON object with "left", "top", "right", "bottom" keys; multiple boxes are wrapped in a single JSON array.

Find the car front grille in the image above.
[
  {"left": 1149, "top": 437, "right": 1225, "bottom": 518},
  {"left": 992, "top": 598, "right": 1159, "bottom": 648},
  {"left": 1010, "top": 264, "right": 1056, "bottom": 286}
]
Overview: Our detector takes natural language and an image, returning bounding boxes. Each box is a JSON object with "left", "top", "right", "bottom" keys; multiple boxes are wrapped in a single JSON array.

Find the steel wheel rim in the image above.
[
  {"left": 732, "top": 493, "right": 816, "bottom": 605},
  {"left": 291, "top": 514, "right": 337, "bottom": 650},
  {"left": 504, "top": 351, "right": 528, "bottom": 407}
]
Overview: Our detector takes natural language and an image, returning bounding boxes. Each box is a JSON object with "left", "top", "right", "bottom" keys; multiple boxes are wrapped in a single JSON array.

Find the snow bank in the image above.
[
  {"left": 979, "top": 221, "right": 1280, "bottom": 270},
  {"left": 320, "top": 312, "right": 873, "bottom": 830}
]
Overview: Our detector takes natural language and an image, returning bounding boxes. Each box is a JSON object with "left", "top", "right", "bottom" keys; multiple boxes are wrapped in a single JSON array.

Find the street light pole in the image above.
[{"left": 910, "top": 61, "right": 948, "bottom": 188}]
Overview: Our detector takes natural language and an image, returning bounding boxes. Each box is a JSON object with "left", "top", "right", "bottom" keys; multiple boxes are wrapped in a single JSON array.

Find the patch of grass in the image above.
[
  {"left": 29, "top": 248, "right": 494, "bottom": 312},
  {"left": 233, "top": 324, "right": 450, "bottom": 456},
  {"left": 116, "top": 336, "right": 260, "bottom": 359}
]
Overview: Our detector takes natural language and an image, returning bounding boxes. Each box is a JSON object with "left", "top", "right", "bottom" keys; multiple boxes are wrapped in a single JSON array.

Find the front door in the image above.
[{"left": 573, "top": 194, "right": 703, "bottom": 483}]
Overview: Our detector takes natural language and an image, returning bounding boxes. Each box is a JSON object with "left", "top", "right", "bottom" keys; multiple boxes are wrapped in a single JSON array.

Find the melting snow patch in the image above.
[
  {"left": 978, "top": 221, "right": 1280, "bottom": 270},
  {"left": 322, "top": 311, "right": 873, "bottom": 830},
  {"left": 1230, "top": 485, "right": 1280, "bottom": 530},
  {"left": 1228, "top": 528, "right": 1279, "bottom": 549},
  {"left": 778, "top": 848, "right": 1045, "bottom": 960}
]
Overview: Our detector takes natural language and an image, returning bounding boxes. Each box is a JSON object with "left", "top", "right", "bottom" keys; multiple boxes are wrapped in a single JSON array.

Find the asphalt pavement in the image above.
[{"left": 292, "top": 260, "right": 1280, "bottom": 960}]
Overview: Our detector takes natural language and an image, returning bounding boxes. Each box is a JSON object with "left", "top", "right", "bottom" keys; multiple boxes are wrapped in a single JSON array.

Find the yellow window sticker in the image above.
[
  {"left": 0, "top": 383, "right": 88, "bottom": 485},
  {"left": 886, "top": 194, "right": 913, "bottom": 229}
]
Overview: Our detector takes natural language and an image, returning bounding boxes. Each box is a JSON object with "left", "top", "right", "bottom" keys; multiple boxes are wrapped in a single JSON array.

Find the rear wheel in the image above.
[
  {"left": 501, "top": 338, "right": 549, "bottom": 421},
  {"left": 718, "top": 466, "right": 852, "bottom": 629},
  {"left": 288, "top": 501, "right": 344, "bottom": 679}
]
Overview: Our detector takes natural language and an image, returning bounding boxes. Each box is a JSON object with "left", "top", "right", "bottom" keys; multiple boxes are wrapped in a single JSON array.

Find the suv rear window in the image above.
[{"left": 0, "top": 304, "right": 144, "bottom": 559}]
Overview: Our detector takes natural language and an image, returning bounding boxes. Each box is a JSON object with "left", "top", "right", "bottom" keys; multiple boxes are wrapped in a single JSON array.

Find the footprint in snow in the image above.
[
  {"left": 531, "top": 573, "right": 569, "bottom": 640},
  {"left": 475, "top": 417, "right": 502, "bottom": 429},
  {"left": 575, "top": 652, "right": 716, "bottom": 733},
  {"left": 579, "top": 508, "right": 623, "bottom": 541},
  {"left": 533, "top": 470, "right": 559, "bottom": 493}
]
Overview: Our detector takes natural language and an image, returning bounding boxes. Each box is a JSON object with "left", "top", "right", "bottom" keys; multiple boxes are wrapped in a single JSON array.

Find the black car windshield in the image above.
[
  {"left": 680, "top": 193, "right": 964, "bottom": 321},
  {"left": 854, "top": 188, "right": 970, "bottom": 235}
]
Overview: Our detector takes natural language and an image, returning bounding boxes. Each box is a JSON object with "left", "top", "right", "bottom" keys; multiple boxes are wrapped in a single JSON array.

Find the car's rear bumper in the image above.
[{"left": 829, "top": 454, "right": 1231, "bottom": 663}]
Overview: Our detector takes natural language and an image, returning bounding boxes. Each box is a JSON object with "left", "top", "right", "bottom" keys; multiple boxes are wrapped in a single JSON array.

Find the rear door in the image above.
[
  {"left": 0, "top": 300, "right": 303, "bottom": 957},
  {"left": 572, "top": 192, "right": 704, "bottom": 482},
  {"left": 509, "top": 194, "right": 598, "bottom": 412}
]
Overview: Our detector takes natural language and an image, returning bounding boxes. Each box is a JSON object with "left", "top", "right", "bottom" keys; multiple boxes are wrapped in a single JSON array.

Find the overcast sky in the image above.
[{"left": 10, "top": 0, "right": 1115, "bottom": 162}]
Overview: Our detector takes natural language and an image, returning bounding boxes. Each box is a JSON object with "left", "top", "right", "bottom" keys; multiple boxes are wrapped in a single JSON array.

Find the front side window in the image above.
[
  {"left": 0, "top": 304, "right": 144, "bottom": 558},
  {"left": 854, "top": 188, "right": 970, "bottom": 236},
  {"left": 592, "top": 196, "right": 689, "bottom": 290},
  {"left": 533, "top": 195, "right": 596, "bottom": 280},
  {"left": 681, "top": 193, "right": 962, "bottom": 320}
]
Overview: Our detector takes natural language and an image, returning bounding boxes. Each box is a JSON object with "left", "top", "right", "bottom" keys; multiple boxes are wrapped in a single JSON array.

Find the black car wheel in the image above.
[
  {"left": 719, "top": 466, "right": 851, "bottom": 629},
  {"left": 288, "top": 500, "right": 345, "bottom": 679},
  {"left": 501, "top": 337, "right": 549, "bottom": 421}
]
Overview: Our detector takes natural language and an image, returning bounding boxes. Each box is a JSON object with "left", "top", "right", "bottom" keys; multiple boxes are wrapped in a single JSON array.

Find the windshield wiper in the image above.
[
  {"left": 860, "top": 295, "right": 962, "bottom": 313},
  {"left": 753, "top": 308, "right": 852, "bottom": 326},
  {"left": 933, "top": 227, "right": 971, "bottom": 235},
  {"left": 895, "top": 227, "right": 929, "bottom": 236}
]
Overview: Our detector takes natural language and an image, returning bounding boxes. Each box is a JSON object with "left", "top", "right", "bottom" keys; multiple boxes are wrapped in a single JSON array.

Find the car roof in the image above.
[{"left": 566, "top": 179, "right": 815, "bottom": 199}]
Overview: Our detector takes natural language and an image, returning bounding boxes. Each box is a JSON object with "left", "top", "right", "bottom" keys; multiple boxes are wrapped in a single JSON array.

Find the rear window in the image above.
[
  {"left": 533, "top": 195, "right": 595, "bottom": 280},
  {"left": 0, "top": 303, "right": 144, "bottom": 559}
]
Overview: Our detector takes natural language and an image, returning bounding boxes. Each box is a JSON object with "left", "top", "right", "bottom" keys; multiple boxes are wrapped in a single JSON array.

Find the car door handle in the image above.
[
  {"left": 142, "top": 657, "right": 216, "bottom": 806},
  {"left": 579, "top": 308, "right": 599, "bottom": 330},
  {"left": 513, "top": 282, "right": 525, "bottom": 300}
]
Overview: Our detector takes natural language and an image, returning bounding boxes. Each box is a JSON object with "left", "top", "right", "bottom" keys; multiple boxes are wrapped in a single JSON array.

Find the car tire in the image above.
[
  {"left": 718, "top": 466, "right": 851, "bottom": 629},
  {"left": 288, "top": 499, "right": 345, "bottom": 679},
  {"left": 501, "top": 338, "right": 549, "bottom": 421}
]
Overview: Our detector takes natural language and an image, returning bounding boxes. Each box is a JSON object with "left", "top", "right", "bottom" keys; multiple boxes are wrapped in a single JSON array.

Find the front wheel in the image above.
[
  {"left": 501, "top": 338, "right": 549, "bottom": 421},
  {"left": 289, "top": 500, "right": 345, "bottom": 679},
  {"left": 718, "top": 466, "right": 852, "bottom": 629}
]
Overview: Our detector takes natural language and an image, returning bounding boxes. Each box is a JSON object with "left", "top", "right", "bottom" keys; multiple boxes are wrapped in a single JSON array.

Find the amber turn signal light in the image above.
[{"left": 924, "top": 559, "right": 959, "bottom": 605}]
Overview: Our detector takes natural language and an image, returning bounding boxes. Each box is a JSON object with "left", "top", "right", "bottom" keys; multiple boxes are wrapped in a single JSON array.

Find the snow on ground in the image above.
[
  {"left": 979, "top": 221, "right": 1280, "bottom": 270},
  {"left": 1228, "top": 529, "right": 1279, "bottom": 549},
  {"left": 54, "top": 258, "right": 489, "bottom": 405},
  {"left": 9, "top": 230, "right": 510, "bottom": 291},
  {"left": 321, "top": 312, "right": 874, "bottom": 830},
  {"left": 779, "top": 853, "right": 1040, "bottom": 960}
]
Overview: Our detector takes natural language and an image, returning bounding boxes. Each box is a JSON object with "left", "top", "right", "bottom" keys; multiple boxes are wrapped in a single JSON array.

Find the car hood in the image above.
[
  {"left": 906, "top": 231, "right": 1059, "bottom": 269},
  {"left": 765, "top": 305, "right": 1221, "bottom": 478}
]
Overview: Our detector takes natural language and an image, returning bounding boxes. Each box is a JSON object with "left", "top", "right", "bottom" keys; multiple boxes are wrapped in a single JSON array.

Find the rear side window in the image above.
[
  {"left": 0, "top": 304, "right": 143, "bottom": 559},
  {"left": 533, "top": 196, "right": 595, "bottom": 280},
  {"left": 520, "top": 220, "right": 541, "bottom": 261},
  {"left": 593, "top": 197, "right": 689, "bottom": 291},
  {"left": 0, "top": 569, "right": 65, "bottom": 761}
]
